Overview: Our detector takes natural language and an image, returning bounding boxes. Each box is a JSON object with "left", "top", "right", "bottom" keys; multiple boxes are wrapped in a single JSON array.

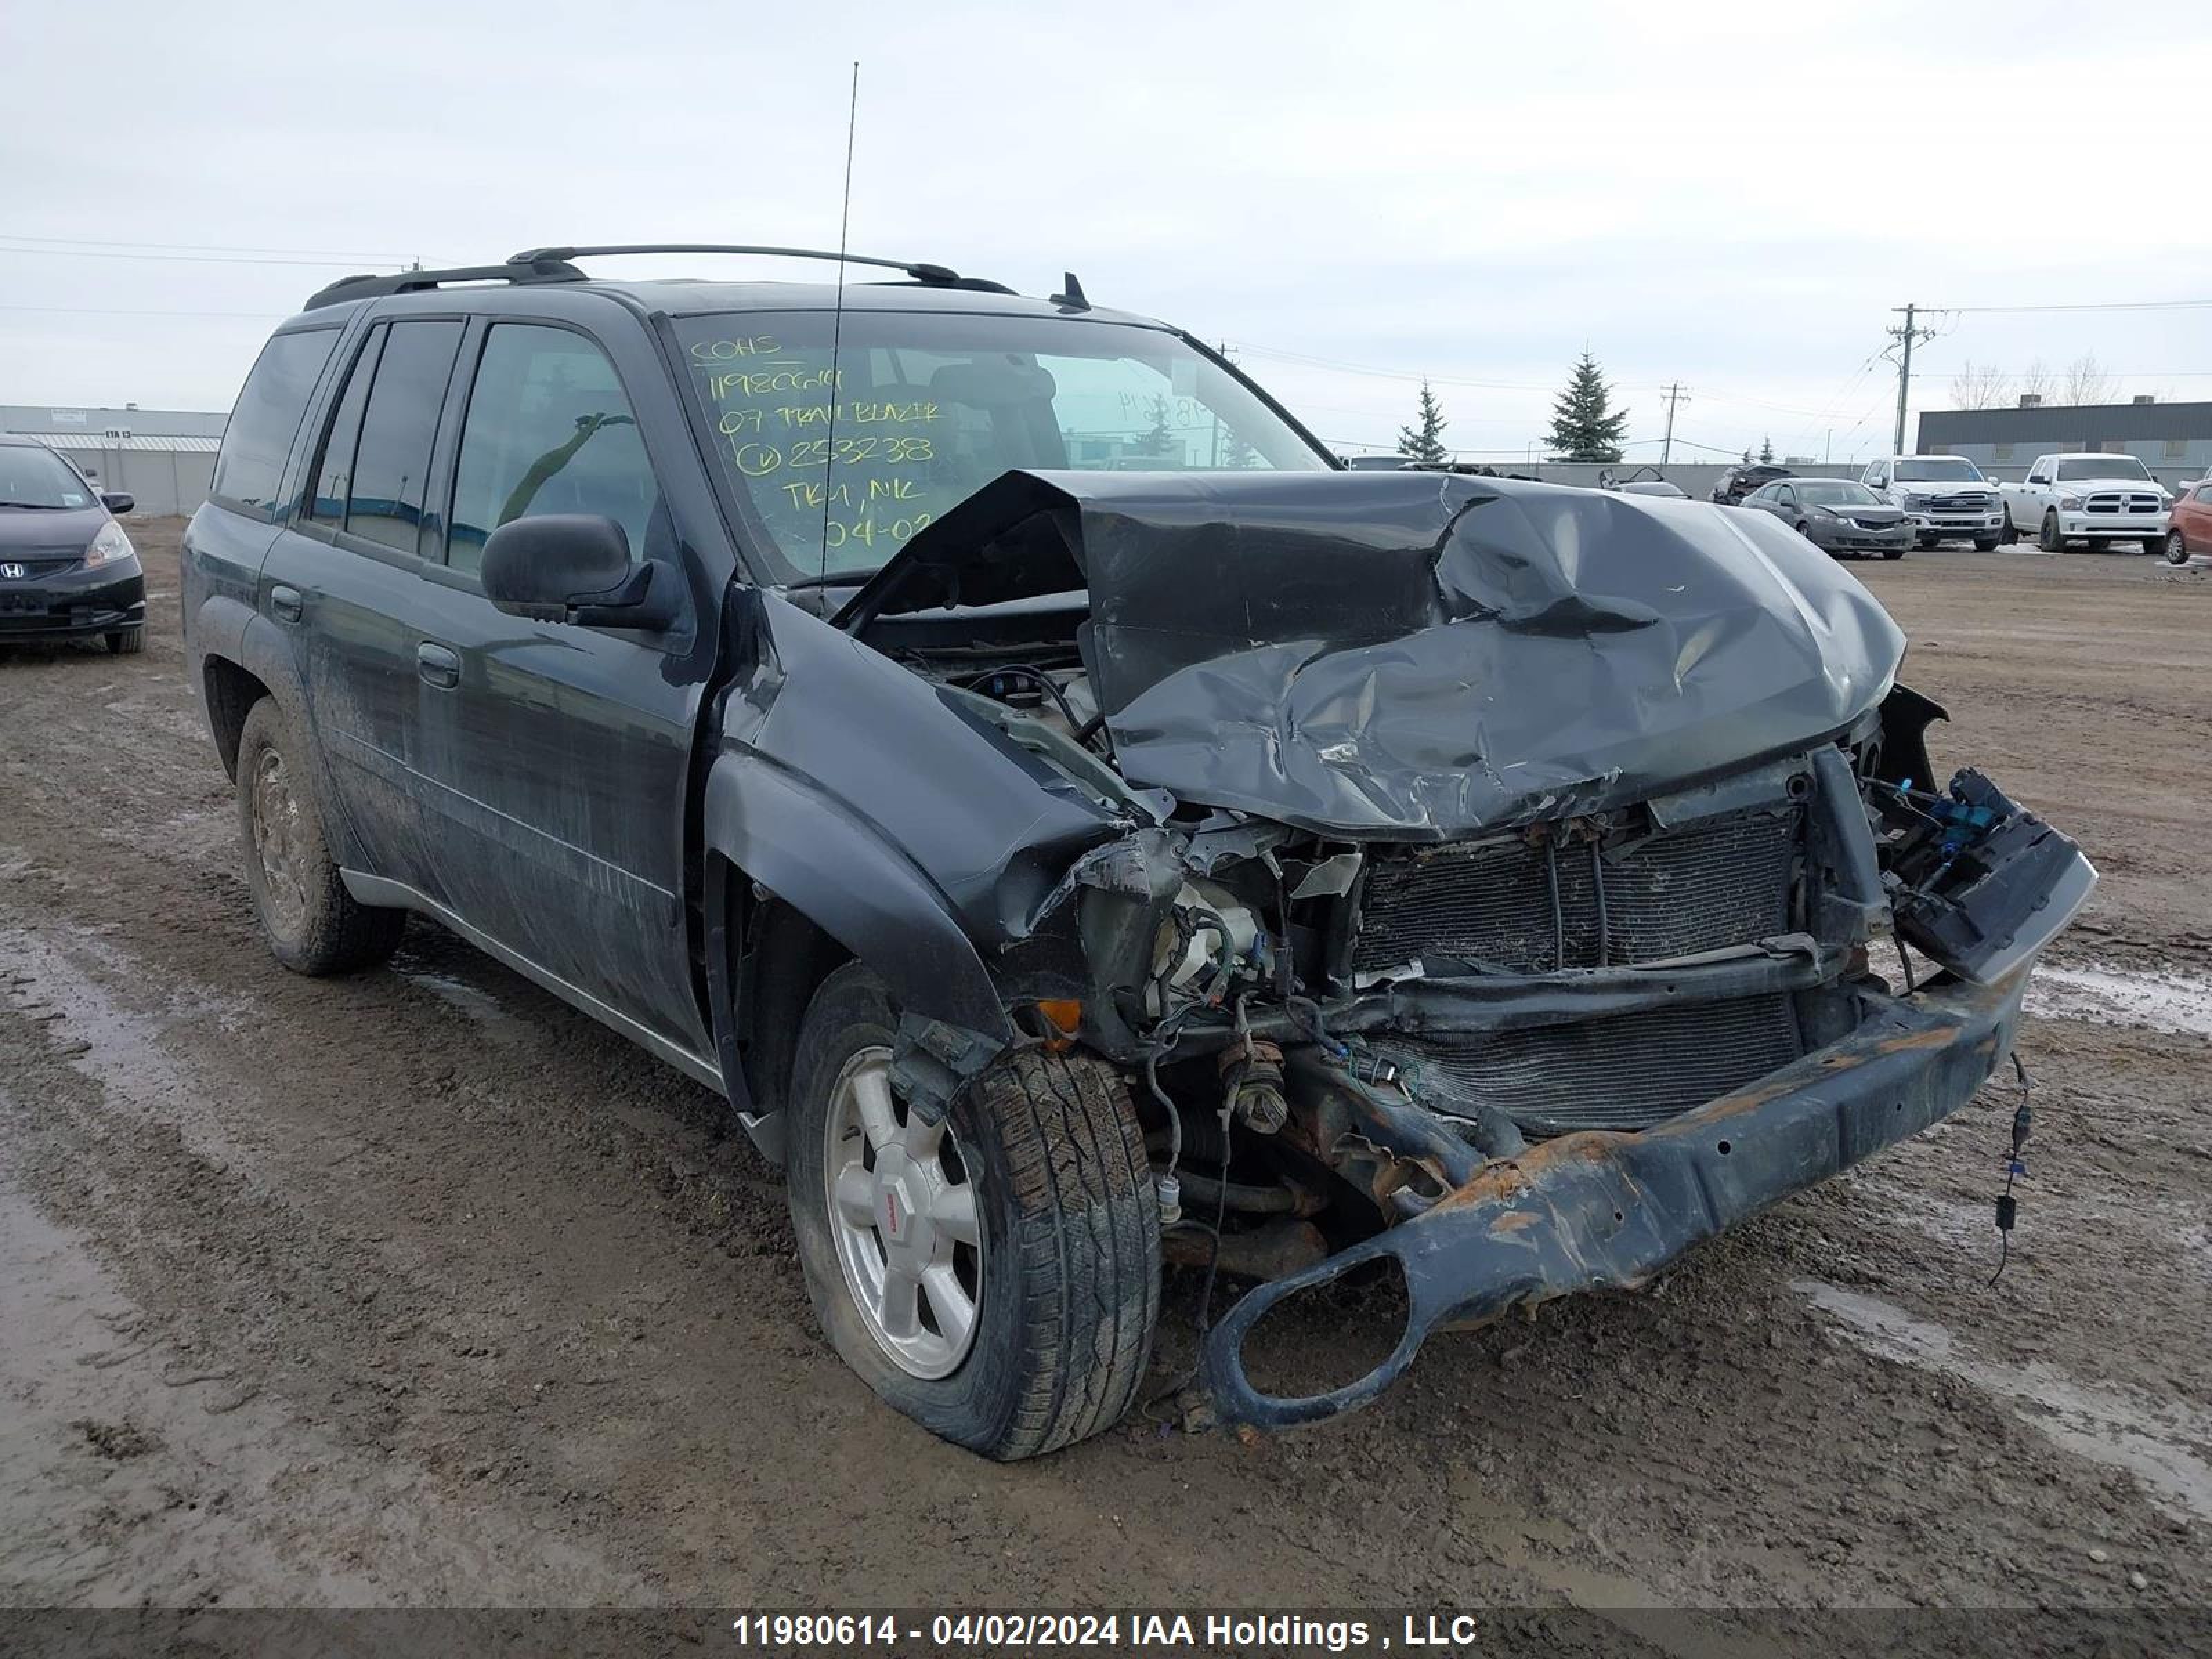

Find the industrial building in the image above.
[
  {"left": 0, "top": 403, "right": 227, "bottom": 518},
  {"left": 1917, "top": 397, "right": 2212, "bottom": 487}
]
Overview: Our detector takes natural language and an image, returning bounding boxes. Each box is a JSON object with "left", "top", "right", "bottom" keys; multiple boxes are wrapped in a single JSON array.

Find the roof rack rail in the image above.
[
  {"left": 302, "top": 255, "right": 585, "bottom": 311},
  {"left": 508, "top": 243, "right": 1015, "bottom": 294},
  {"left": 304, "top": 244, "right": 1021, "bottom": 312}
]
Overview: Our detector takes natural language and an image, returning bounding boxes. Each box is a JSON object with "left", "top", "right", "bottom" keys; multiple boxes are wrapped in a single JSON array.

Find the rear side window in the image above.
[
  {"left": 447, "top": 324, "right": 658, "bottom": 576},
  {"left": 310, "top": 328, "right": 384, "bottom": 527},
  {"left": 212, "top": 329, "right": 339, "bottom": 516},
  {"left": 344, "top": 320, "right": 465, "bottom": 554}
]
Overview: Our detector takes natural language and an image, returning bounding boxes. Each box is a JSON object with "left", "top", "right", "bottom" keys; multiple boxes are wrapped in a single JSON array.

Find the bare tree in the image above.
[
  {"left": 2018, "top": 358, "right": 2052, "bottom": 404},
  {"left": 1947, "top": 359, "right": 2014, "bottom": 409},
  {"left": 2062, "top": 355, "right": 2117, "bottom": 406}
]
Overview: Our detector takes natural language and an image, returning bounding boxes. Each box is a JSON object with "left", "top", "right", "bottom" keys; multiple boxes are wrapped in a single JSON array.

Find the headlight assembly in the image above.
[{"left": 84, "top": 521, "right": 136, "bottom": 569}]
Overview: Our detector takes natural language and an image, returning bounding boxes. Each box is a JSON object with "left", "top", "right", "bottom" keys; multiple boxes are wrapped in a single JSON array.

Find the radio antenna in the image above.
[{"left": 818, "top": 61, "right": 860, "bottom": 581}]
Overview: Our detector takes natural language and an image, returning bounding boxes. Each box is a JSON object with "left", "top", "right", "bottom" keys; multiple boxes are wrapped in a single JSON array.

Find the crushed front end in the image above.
[{"left": 841, "top": 469, "right": 2095, "bottom": 1432}]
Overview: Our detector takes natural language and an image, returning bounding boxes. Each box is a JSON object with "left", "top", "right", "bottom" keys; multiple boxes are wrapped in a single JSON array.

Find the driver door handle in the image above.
[{"left": 416, "top": 641, "right": 461, "bottom": 690}]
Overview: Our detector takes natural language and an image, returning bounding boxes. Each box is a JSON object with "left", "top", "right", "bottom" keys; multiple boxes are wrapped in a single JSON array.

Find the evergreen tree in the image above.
[
  {"left": 1546, "top": 351, "right": 1629, "bottom": 462},
  {"left": 1758, "top": 434, "right": 1774, "bottom": 464},
  {"left": 1215, "top": 420, "right": 1259, "bottom": 469},
  {"left": 1132, "top": 394, "right": 1177, "bottom": 459},
  {"left": 1396, "top": 381, "right": 1450, "bottom": 464}
]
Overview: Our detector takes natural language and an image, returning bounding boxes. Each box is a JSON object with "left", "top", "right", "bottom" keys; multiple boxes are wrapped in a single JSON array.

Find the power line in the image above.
[
  {"left": 0, "top": 303, "right": 285, "bottom": 319},
  {"left": 1939, "top": 299, "right": 2212, "bottom": 315},
  {"left": 1229, "top": 342, "right": 1559, "bottom": 394},
  {"left": 0, "top": 233, "right": 427, "bottom": 262},
  {"left": 0, "top": 245, "right": 404, "bottom": 270}
]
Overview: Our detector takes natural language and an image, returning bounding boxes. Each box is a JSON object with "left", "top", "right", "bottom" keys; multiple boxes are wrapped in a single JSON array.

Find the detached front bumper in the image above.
[{"left": 1199, "top": 967, "right": 2032, "bottom": 1429}]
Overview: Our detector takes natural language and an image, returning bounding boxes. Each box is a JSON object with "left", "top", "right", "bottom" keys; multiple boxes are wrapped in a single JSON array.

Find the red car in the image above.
[{"left": 2166, "top": 480, "right": 2212, "bottom": 565}]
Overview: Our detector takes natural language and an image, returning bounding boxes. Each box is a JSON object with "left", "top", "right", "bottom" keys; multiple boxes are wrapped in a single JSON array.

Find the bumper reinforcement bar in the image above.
[{"left": 1198, "top": 968, "right": 2030, "bottom": 1429}]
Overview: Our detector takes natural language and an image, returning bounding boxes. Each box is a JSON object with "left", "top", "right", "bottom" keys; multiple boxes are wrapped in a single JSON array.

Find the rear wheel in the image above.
[
  {"left": 2167, "top": 529, "right": 2193, "bottom": 567},
  {"left": 2038, "top": 510, "right": 2064, "bottom": 552},
  {"left": 234, "top": 697, "right": 405, "bottom": 975},
  {"left": 104, "top": 626, "right": 143, "bottom": 655},
  {"left": 786, "top": 963, "right": 1160, "bottom": 1460}
]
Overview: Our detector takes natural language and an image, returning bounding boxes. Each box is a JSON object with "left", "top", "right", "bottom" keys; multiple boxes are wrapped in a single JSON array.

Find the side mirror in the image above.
[
  {"left": 99, "top": 491, "right": 135, "bottom": 514},
  {"left": 480, "top": 514, "right": 677, "bottom": 630}
]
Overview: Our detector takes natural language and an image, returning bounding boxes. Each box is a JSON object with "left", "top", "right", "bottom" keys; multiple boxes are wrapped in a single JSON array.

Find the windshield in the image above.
[
  {"left": 1797, "top": 481, "right": 1880, "bottom": 505},
  {"left": 2056, "top": 456, "right": 2151, "bottom": 482},
  {"left": 1893, "top": 458, "right": 1984, "bottom": 483},
  {"left": 674, "top": 310, "right": 1331, "bottom": 580},
  {"left": 0, "top": 444, "right": 95, "bottom": 509}
]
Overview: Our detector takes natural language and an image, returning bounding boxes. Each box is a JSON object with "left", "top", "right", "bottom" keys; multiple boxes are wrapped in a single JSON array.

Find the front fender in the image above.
[{"left": 703, "top": 751, "right": 1011, "bottom": 1044}]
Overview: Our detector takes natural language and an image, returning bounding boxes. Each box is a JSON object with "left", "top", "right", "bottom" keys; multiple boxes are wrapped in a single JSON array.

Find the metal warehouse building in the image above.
[
  {"left": 1917, "top": 398, "right": 2212, "bottom": 488},
  {"left": 0, "top": 404, "right": 227, "bottom": 518}
]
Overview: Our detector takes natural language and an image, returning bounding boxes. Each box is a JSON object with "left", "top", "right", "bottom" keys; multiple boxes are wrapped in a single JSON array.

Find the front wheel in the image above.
[
  {"left": 1999, "top": 509, "right": 2019, "bottom": 545},
  {"left": 234, "top": 698, "right": 406, "bottom": 975},
  {"left": 1882, "top": 547, "right": 1906, "bottom": 561},
  {"left": 104, "top": 626, "right": 144, "bottom": 655},
  {"left": 2038, "top": 510, "right": 2065, "bottom": 552},
  {"left": 2167, "top": 529, "right": 2193, "bottom": 567},
  {"left": 786, "top": 963, "right": 1161, "bottom": 1460},
  {"left": 1973, "top": 535, "right": 2001, "bottom": 552}
]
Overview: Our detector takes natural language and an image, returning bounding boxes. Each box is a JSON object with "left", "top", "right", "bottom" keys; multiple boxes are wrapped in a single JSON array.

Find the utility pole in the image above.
[
  {"left": 1888, "top": 303, "right": 1938, "bottom": 456},
  {"left": 1660, "top": 382, "right": 1690, "bottom": 464}
]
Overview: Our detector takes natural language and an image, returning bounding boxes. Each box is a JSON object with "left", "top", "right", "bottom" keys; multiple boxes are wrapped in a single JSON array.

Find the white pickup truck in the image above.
[
  {"left": 1998, "top": 453, "right": 2172, "bottom": 552},
  {"left": 1859, "top": 455, "right": 2005, "bottom": 549}
]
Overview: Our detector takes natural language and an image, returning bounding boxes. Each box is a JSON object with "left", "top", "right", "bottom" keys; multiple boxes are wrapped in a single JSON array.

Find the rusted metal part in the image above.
[
  {"left": 1198, "top": 967, "right": 2032, "bottom": 1430},
  {"left": 1163, "top": 1217, "right": 1331, "bottom": 1281}
]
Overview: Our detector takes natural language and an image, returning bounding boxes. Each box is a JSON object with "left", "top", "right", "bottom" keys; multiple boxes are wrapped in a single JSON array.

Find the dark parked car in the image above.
[
  {"left": 1709, "top": 461, "right": 1792, "bottom": 504},
  {"left": 180, "top": 245, "right": 2096, "bottom": 1457},
  {"left": 0, "top": 438, "right": 144, "bottom": 653},
  {"left": 1739, "top": 478, "right": 1909, "bottom": 559}
]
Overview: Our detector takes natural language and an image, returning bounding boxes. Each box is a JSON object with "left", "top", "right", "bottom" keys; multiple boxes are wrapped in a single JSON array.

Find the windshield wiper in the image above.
[{"left": 0, "top": 500, "right": 70, "bottom": 509}]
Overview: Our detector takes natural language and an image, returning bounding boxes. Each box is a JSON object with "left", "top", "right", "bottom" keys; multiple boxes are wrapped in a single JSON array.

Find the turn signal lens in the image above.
[{"left": 1035, "top": 999, "right": 1082, "bottom": 1050}]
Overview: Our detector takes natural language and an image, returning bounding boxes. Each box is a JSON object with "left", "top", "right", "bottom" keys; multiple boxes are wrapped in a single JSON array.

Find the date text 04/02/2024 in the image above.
[{"left": 727, "top": 1611, "right": 1495, "bottom": 1651}]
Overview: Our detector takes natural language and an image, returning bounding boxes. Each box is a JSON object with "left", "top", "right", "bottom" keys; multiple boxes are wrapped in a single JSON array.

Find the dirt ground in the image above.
[{"left": 2, "top": 523, "right": 2206, "bottom": 1631}]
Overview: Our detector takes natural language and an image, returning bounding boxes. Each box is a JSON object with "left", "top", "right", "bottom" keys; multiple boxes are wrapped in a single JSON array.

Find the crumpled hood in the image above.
[{"left": 839, "top": 469, "right": 1906, "bottom": 839}]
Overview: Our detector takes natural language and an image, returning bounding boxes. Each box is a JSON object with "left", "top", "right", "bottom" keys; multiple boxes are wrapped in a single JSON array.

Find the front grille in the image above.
[
  {"left": 2083, "top": 491, "right": 2160, "bottom": 515},
  {"left": 1850, "top": 516, "right": 1898, "bottom": 531},
  {"left": 1930, "top": 493, "right": 1990, "bottom": 513},
  {"left": 0, "top": 555, "right": 80, "bottom": 579},
  {"left": 1351, "top": 805, "right": 1801, "bottom": 975},
  {"left": 1380, "top": 993, "right": 1804, "bottom": 1134}
]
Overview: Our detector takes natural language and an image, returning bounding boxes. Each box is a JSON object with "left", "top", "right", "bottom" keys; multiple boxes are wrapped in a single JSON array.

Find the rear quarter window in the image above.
[{"left": 212, "top": 328, "right": 341, "bottom": 518}]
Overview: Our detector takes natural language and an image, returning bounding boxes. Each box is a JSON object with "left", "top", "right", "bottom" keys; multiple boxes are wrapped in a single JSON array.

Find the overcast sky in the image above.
[{"left": 8, "top": 0, "right": 2209, "bottom": 464}]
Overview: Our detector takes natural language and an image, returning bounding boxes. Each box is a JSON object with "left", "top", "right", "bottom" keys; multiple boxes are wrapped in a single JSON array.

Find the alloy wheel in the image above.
[
  {"left": 823, "top": 1047, "right": 984, "bottom": 1380},
  {"left": 250, "top": 748, "right": 310, "bottom": 936}
]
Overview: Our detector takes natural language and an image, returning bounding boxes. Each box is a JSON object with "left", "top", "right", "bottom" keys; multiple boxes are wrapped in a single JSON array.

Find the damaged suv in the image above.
[{"left": 182, "top": 245, "right": 2096, "bottom": 1458}]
